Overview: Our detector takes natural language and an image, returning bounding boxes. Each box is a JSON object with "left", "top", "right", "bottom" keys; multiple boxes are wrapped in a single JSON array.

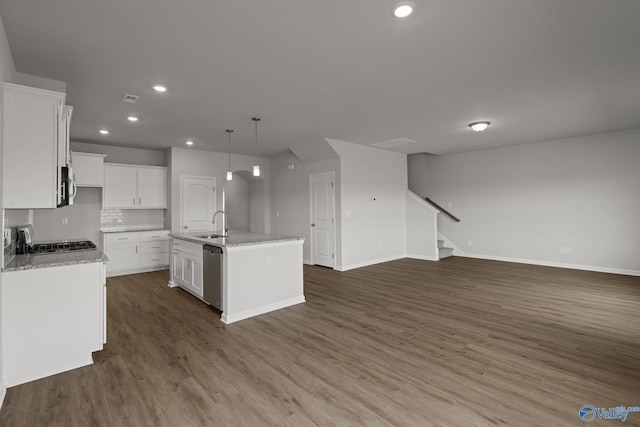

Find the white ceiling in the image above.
[{"left": 2, "top": 0, "right": 640, "bottom": 157}]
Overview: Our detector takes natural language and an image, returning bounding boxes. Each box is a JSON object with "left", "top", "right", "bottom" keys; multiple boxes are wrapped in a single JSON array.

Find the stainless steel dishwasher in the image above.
[{"left": 203, "top": 245, "right": 223, "bottom": 310}]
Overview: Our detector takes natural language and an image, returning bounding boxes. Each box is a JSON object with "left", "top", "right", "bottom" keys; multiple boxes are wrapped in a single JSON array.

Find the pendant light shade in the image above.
[
  {"left": 252, "top": 117, "right": 261, "bottom": 177},
  {"left": 226, "top": 129, "right": 233, "bottom": 181}
]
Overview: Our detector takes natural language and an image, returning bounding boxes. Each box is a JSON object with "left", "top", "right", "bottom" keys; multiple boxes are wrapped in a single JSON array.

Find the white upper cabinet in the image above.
[
  {"left": 103, "top": 164, "right": 167, "bottom": 209},
  {"left": 2, "top": 83, "right": 65, "bottom": 208},
  {"left": 72, "top": 152, "right": 107, "bottom": 187}
]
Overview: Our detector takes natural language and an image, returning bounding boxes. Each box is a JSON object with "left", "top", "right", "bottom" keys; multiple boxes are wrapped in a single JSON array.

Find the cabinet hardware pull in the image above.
[
  {"left": 151, "top": 258, "right": 159, "bottom": 261},
  {"left": 139, "top": 197, "right": 142, "bottom": 205},
  {"left": 133, "top": 197, "right": 135, "bottom": 205},
  {"left": 118, "top": 238, "right": 127, "bottom": 240},
  {"left": 151, "top": 246, "right": 159, "bottom": 249}
]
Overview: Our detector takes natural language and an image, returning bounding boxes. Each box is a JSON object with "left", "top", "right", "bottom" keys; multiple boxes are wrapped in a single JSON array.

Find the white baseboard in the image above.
[
  {"left": 0, "top": 381, "right": 6, "bottom": 412},
  {"left": 337, "top": 254, "right": 406, "bottom": 272},
  {"left": 221, "top": 295, "right": 306, "bottom": 324},
  {"left": 462, "top": 253, "right": 640, "bottom": 277},
  {"left": 167, "top": 280, "right": 179, "bottom": 288},
  {"left": 406, "top": 254, "right": 439, "bottom": 262},
  {"left": 303, "top": 259, "right": 312, "bottom": 265},
  {"left": 106, "top": 266, "right": 169, "bottom": 278}
]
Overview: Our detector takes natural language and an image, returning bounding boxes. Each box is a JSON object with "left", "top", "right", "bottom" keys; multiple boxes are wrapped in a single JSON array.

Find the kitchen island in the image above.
[{"left": 169, "top": 231, "right": 305, "bottom": 324}]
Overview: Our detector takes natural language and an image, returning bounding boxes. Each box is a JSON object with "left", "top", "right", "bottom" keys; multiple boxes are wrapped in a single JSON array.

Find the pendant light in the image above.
[
  {"left": 252, "top": 117, "right": 261, "bottom": 177},
  {"left": 226, "top": 129, "right": 233, "bottom": 181}
]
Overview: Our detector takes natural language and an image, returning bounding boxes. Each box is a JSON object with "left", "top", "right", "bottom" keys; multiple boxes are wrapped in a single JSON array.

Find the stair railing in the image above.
[{"left": 424, "top": 197, "right": 460, "bottom": 222}]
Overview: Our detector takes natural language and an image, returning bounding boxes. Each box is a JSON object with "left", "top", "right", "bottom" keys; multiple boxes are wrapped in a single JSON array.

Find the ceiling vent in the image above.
[
  {"left": 121, "top": 94, "right": 139, "bottom": 104},
  {"left": 371, "top": 137, "right": 415, "bottom": 149}
]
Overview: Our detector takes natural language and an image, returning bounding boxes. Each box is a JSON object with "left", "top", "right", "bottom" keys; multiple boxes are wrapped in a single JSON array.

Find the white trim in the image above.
[
  {"left": 337, "top": 254, "right": 406, "bottom": 272},
  {"left": 303, "top": 259, "right": 312, "bottom": 265},
  {"left": 309, "top": 171, "right": 336, "bottom": 269},
  {"left": 221, "top": 296, "right": 306, "bottom": 324},
  {"left": 167, "top": 280, "right": 179, "bottom": 288},
  {"left": 462, "top": 253, "right": 640, "bottom": 277},
  {"left": 0, "top": 382, "right": 6, "bottom": 411},
  {"left": 405, "top": 189, "right": 440, "bottom": 214},
  {"left": 406, "top": 254, "right": 439, "bottom": 262},
  {"left": 106, "top": 266, "right": 168, "bottom": 278}
]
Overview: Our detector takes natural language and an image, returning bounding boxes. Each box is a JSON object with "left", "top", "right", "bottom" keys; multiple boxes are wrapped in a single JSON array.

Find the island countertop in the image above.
[
  {"left": 170, "top": 230, "right": 304, "bottom": 248},
  {"left": 3, "top": 249, "right": 109, "bottom": 272}
]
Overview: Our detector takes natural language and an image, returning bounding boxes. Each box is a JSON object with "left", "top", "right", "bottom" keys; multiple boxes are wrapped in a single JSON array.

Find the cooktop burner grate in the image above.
[{"left": 29, "top": 240, "right": 97, "bottom": 254}]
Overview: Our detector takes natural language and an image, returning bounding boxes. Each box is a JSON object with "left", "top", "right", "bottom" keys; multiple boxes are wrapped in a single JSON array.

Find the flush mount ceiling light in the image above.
[
  {"left": 127, "top": 116, "right": 138, "bottom": 122},
  {"left": 469, "top": 121, "right": 491, "bottom": 132},
  {"left": 185, "top": 140, "right": 194, "bottom": 146},
  {"left": 252, "top": 117, "right": 261, "bottom": 177},
  {"left": 393, "top": 1, "right": 415, "bottom": 18},
  {"left": 226, "top": 129, "right": 234, "bottom": 181},
  {"left": 153, "top": 85, "right": 167, "bottom": 93},
  {"left": 99, "top": 129, "right": 109, "bottom": 135}
]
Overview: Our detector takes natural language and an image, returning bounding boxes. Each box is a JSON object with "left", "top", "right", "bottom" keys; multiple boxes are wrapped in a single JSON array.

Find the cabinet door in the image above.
[
  {"left": 137, "top": 168, "right": 167, "bottom": 208},
  {"left": 105, "top": 242, "right": 139, "bottom": 273},
  {"left": 2, "top": 83, "right": 62, "bottom": 208},
  {"left": 104, "top": 165, "right": 137, "bottom": 208},
  {"left": 173, "top": 251, "right": 184, "bottom": 285},
  {"left": 191, "top": 256, "right": 203, "bottom": 297},
  {"left": 73, "top": 152, "right": 105, "bottom": 187}
]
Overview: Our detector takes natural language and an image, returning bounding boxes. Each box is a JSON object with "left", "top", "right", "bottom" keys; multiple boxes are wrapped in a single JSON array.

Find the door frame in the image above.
[
  {"left": 309, "top": 171, "right": 336, "bottom": 269},
  {"left": 179, "top": 175, "right": 216, "bottom": 232}
]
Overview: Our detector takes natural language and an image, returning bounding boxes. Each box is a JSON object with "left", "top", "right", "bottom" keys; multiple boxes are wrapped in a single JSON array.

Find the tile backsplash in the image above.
[{"left": 100, "top": 209, "right": 165, "bottom": 230}]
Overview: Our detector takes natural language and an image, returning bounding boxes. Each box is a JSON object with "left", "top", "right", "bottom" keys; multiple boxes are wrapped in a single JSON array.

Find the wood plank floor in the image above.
[{"left": 1, "top": 257, "right": 640, "bottom": 426}]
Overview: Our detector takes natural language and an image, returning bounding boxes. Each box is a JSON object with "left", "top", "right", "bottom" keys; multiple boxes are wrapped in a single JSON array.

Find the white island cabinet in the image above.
[
  {"left": 2, "top": 261, "right": 106, "bottom": 387},
  {"left": 170, "top": 231, "right": 305, "bottom": 324}
]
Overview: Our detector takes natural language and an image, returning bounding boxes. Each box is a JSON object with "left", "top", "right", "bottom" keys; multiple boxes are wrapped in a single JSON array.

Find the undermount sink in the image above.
[{"left": 198, "top": 234, "right": 227, "bottom": 239}]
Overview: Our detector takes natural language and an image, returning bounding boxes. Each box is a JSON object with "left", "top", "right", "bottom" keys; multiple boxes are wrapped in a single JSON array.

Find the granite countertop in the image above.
[
  {"left": 3, "top": 249, "right": 108, "bottom": 272},
  {"left": 100, "top": 227, "right": 167, "bottom": 233},
  {"left": 170, "top": 230, "right": 304, "bottom": 248}
]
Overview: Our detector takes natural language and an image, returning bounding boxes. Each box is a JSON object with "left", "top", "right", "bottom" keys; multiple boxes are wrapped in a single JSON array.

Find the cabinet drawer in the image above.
[
  {"left": 139, "top": 230, "right": 170, "bottom": 241},
  {"left": 140, "top": 253, "right": 170, "bottom": 267},
  {"left": 105, "top": 232, "right": 140, "bottom": 245},
  {"left": 172, "top": 239, "right": 202, "bottom": 258},
  {"left": 140, "top": 240, "right": 170, "bottom": 255}
]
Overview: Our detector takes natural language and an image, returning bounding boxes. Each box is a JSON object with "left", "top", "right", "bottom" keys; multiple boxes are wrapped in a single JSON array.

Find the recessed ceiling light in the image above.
[
  {"left": 393, "top": 1, "right": 415, "bottom": 18},
  {"left": 127, "top": 116, "right": 138, "bottom": 122},
  {"left": 99, "top": 129, "right": 109, "bottom": 135},
  {"left": 469, "top": 121, "right": 491, "bottom": 132},
  {"left": 185, "top": 140, "right": 194, "bottom": 146},
  {"left": 153, "top": 85, "right": 167, "bottom": 93}
]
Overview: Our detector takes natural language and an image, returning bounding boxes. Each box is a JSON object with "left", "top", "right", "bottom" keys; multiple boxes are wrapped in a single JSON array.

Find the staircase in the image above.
[{"left": 438, "top": 240, "right": 454, "bottom": 260}]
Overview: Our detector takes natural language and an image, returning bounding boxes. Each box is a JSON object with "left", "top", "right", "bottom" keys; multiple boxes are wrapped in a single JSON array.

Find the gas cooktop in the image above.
[{"left": 29, "top": 240, "right": 97, "bottom": 254}]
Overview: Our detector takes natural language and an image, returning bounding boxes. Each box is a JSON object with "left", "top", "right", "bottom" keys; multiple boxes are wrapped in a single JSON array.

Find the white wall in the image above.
[
  {"left": 71, "top": 141, "right": 165, "bottom": 167},
  {"left": 408, "top": 128, "right": 640, "bottom": 275},
  {"left": 169, "top": 147, "right": 269, "bottom": 234},
  {"left": 406, "top": 190, "right": 439, "bottom": 261},
  {"left": 270, "top": 151, "right": 340, "bottom": 263},
  {"left": 225, "top": 174, "right": 250, "bottom": 231},
  {"left": 327, "top": 139, "right": 407, "bottom": 271},
  {"left": 33, "top": 188, "right": 101, "bottom": 246},
  {"left": 0, "top": 8, "right": 15, "bottom": 409}
]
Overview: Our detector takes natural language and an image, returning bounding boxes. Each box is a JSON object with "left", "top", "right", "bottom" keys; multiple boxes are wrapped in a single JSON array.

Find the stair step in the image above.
[
  {"left": 439, "top": 247, "right": 454, "bottom": 259},
  {"left": 437, "top": 239, "right": 445, "bottom": 249}
]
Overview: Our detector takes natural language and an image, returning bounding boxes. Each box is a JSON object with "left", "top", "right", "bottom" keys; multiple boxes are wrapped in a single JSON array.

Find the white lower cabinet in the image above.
[
  {"left": 171, "top": 239, "right": 203, "bottom": 298},
  {"left": 2, "top": 262, "right": 106, "bottom": 387},
  {"left": 103, "top": 230, "right": 170, "bottom": 277}
]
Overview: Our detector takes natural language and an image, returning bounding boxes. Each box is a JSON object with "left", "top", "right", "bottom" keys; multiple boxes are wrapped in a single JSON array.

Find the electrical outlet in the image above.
[
  {"left": 62, "top": 217, "right": 68, "bottom": 225},
  {"left": 448, "top": 202, "right": 453, "bottom": 209},
  {"left": 468, "top": 240, "right": 472, "bottom": 246},
  {"left": 266, "top": 256, "right": 273, "bottom": 266},
  {"left": 276, "top": 211, "right": 280, "bottom": 217}
]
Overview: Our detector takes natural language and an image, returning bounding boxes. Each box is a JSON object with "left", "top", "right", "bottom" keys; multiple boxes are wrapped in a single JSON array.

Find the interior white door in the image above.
[
  {"left": 310, "top": 172, "right": 335, "bottom": 268},
  {"left": 181, "top": 177, "right": 215, "bottom": 232}
]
